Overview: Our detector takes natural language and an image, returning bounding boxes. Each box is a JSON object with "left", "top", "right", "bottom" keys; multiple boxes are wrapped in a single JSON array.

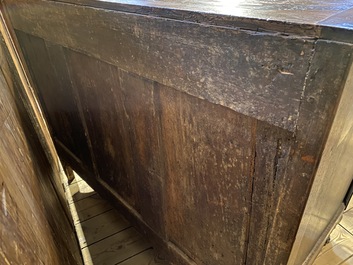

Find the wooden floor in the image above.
[
  {"left": 63, "top": 172, "right": 353, "bottom": 265},
  {"left": 64, "top": 173, "right": 161, "bottom": 265},
  {"left": 314, "top": 202, "right": 353, "bottom": 265}
]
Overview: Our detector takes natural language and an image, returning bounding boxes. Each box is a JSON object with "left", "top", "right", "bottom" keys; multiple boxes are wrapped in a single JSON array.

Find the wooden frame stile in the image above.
[{"left": 288, "top": 50, "right": 353, "bottom": 265}]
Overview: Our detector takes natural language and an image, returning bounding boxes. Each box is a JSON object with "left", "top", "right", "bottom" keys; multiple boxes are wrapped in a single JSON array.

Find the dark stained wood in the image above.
[
  {"left": 3, "top": 0, "right": 353, "bottom": 264},
  {"left": 117, "top": 69, "right": 166, "bottom": 238},
  {"left": 14, "top": 30, "right": 95, "bottom": 176},
  {"left": 285, "top": 40, "right": 353, "bottom": 265},
  {"left": 158, "top": 83, "right": 255, "bottom": 264},
  {"left": 38, "top": 0, "right": 353, "bottom": 39},
  {"left": 6, "top": 0, "right": 317, "bottom": 132},
  {"left": 65, "top": 50, "right": 139, "bottom": 212},
  {"left": 66, "top": 49, "right": 166, "bottom": 237},
  {"left": 0, "top": 35, "right": 82, "bottom": 265},
  {"left": 289, "top": 42, "right": 353, "bottom": 264},
  {"left": 245, "top": 122, "right": 293, "bottom": 264}
]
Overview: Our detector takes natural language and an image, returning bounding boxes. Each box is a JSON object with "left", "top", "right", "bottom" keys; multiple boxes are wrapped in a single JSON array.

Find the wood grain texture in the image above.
[
  {"left": 66, "top": 50, "right": 138, "bottom": 211},
  {"left": 72, "top": 194, "right": 113, "bottom": 223},
  {"left": 245, "top": 122, "right": 293, "bottom": 264},
  {"left": 81, "top": 209, "right": 131, "bottom": 247},
  {"left": 118, "top": 249, "right": 161, "bottom": 265},
  {"left": 158, "top": 82, "right": 254, "bottom": 264},
  {"left": 87, "top": 227, "right": 151, "bottom": 265},
  {"left": 4, "top": 1, "right": 353, "bottom": 264},
  {"left": 66, "top": 49, "right": 167, "bottom": 237},
  {"left": 6, "top": 0, "right": 317, "bottom": 131},
  {"left": 0, "top": 35, "right": 82, "bottom": 265},
  {"left": 14, "top": 30, "right": 95, "bottom": 175},
  {"left": 14, "top": 0, "right": 353, "bottom": 41},
  {"left": 288, "top": 41, "right": 353, "bottom": 265}
]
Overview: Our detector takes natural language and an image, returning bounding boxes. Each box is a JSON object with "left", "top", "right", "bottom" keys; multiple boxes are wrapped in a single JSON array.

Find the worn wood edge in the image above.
[
  {"left": 7, "top": 1, "right": 321, "bottom": 132},
  {"left": 51, "top": 0, "right": 322, "bottom": 38},
  {"left": 303, "top": 203, "right": 345, "bottom": 265},
  {"left": 0, "top": 6, "right": 59, "bottom": 170},
  {"left": 52, "top": 0, "right": 353, "bottom": 45},
  {"left": 287, "top": 46, "right": 353, "bottom": 264}
]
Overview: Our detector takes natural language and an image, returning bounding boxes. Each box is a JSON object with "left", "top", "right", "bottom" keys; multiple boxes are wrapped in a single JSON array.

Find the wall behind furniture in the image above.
[{"left": 0, "top": 33, "right": 82, "bottom": 264}]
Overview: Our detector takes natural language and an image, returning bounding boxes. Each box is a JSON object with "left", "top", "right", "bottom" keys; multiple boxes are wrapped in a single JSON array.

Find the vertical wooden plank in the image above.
[
  {"left": 14, "top": 30, "right": 94, "bottom": 173},
  {"left": 159, "top": 83, "right": 255, "bottom": 265},
  {"left": 65, "top": 49, "right": 138, "bottom": 210},
  {"left": 118, "top": 69, "right": 166, "bottom": 237},
  {"left": 245, "top": 122, "right": 293, "bottom": 264}
]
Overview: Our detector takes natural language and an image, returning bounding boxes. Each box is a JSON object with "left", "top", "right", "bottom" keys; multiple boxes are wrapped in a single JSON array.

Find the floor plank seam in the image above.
[
  {"left": 339, "top": 224, "right": 353, "bottom": 237},
  {"left": 62, "top": 172, "right": 158, "bottom": 265},
  {"left": 85, "top": 226, "right": 133, "bottom": 248},
  {"left": 70, "top": 192, "right": 98, "bottom": 204},
  {"left": 337, "top": 254, "right": 353, "bottom": 265},
  {"left": 74, "top": 208, "right": 114, "bottom": 224},
  {"left": 114, "top": 247, "right": 154, "bottom": 265}
]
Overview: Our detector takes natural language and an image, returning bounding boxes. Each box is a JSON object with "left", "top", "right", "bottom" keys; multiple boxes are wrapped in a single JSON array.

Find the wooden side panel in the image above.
[
  {"left": 0, "top": 36, "right": 82, "bottom": 265},
  {"left": 159, "top": 84, "right": 255, "bottom": 264},
  {"left": 65, "top": 50, "right": 166, "bottom": 237},
  {"left": 118, "top": 69, "right": 165, "bottom": 237},
  {"left": 15, "top": 30, "right": 94, "bottom": 174},
  {"left": 66, "top": 50, "right": 138, "bottom": 210}
]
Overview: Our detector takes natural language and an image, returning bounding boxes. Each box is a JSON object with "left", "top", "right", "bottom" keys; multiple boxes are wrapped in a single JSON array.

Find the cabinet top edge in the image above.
[{"left": 51, "top": 0, "right": 353, "bottom": 41}]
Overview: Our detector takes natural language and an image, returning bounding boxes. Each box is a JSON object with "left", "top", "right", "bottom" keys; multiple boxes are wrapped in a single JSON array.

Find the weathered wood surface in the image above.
[
  {"left": 14, "top": 30, "right": 95, "bottom": 177},
  {"left": 54, "top": 0, "right": 353, "bottom": 39},
  {"left": 0, "top": 35, "right": 82, "bottom": 265},
  {"left": 88, "top": 227, "right": 151, "bottom": 265},
  {"left": 4, "top": 0, "right": 353, "bottom": 264},
  {"left": 5, "top": 0, "right": 318, "bottom": 132},
  {"left": 288, "top": 44, "right": 353, "bottom": 265}
]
